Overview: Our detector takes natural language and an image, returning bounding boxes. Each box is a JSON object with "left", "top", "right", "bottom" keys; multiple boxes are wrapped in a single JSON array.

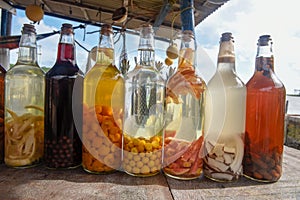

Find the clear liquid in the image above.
[
  {"left": 5, "top": 64, "right": 45, "bottom": 167},
  {"left": 163, "top": 62, "right": 206, "bottom": 180},
  {"left": 123, "top": 66, "right": 165, "bottom": 176},
  {"left": 204, "top": 63, "right": 246, "bottom": 181},
  {"left": 5, "top": 65, "right": 45, "bottom": 115},
  {"left": 124, "top": 68, "right": 165, "bottom": 138}
]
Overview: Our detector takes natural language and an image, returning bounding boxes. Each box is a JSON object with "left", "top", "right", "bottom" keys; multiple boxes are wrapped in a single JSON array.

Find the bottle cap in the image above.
[
  {"left": 22, "top": 24, "right": 36, "bottom": 34},
  {"left": 258, "top": 35, "right": 272, "bottom": 46},
  {"left": 101, "top": 24, "right": 113, "bottom": 36},
  {"left": 140, "top": 24, "right": 153, "bottom": 35},
  {"left": 220, "top": 32, "right": 233, "bottom": 42},
  {"left": 61, "top": 23, "right": 74, "bottom": 34}
]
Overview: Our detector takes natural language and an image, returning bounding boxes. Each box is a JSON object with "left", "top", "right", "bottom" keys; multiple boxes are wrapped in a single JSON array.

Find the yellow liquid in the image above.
[{"left": 82, "top": 48, "right": 124, "bottom": 173}]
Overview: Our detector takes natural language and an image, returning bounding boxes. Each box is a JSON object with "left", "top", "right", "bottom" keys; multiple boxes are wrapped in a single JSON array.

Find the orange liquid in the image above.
[{"left": 243, "top": 58, "right": 285, "bottom": 182}]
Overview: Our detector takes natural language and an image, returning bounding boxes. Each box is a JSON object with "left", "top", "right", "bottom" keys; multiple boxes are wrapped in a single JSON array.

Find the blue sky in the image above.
[{"left": 6, "top": 0, "right": 300, "bottom": 94}]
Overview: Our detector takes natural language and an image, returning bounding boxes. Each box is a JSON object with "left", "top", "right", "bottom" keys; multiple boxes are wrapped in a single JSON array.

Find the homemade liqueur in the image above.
[
  {"left": 123, "top": 24, "right": 165, "bottom": 177},
  {"left": 203, "top": 33, "right": 246, "bottom": 182},
  {"left": 82, "top": 24, "right": 124, "bottom": 174},
  {"left": 163, "top": 0, "right": 206, "bottom": 180},
  {"left": 44, "top": 23, "right": 83, "bottom": 169},
  {"left": 243, "top": 35, "right": 286, "bottom": 182},
  {"left": 5, "top": 24, "right": 45, "bottom": 167}
]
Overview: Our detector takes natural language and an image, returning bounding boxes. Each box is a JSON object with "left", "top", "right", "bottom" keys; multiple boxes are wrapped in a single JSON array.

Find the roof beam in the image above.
[
  {"left": 153, "top": 0, "right": 171, "bottom": 32},
  {"left": 48, "top": 0, "right": 152, "bottom": 23},
  {"left": 37, "top": 0, "right": 53, "bottom": 12},
  {"left": 81, "top": 8, "right": 90, "bottom": 21}
]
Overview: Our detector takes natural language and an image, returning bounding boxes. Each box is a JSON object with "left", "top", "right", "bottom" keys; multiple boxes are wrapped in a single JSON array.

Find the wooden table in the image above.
[{"left": 0, "top": 146, "right": 299, "bottom": 200}]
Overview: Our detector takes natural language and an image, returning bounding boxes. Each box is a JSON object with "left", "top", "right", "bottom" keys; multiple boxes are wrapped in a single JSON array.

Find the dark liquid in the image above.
[
  {"left": 243, "top": 57, "right": 285, "bottom": 182},
  {"left": 44, "top": 43, "right": 83, "bottom": 168},
  {"left": 0, "top": 65, "right": 5, "bottom": 163}
]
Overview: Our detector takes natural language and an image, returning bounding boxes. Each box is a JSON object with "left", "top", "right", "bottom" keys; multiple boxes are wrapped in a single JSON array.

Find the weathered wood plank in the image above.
[
  {"left": 167, "top": 146, "right": 300, "bottom": 200},
  {"left": 0, "top": 146, "right": 299, "bottom": 200},
  {"left": 0, "top": 167, "right": 172, "bottom": 200}
]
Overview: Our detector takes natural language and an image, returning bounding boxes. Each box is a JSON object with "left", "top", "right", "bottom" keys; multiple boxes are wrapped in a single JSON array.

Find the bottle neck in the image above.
[
  {"left": 217, "top": 40, "right": 236, "bottom": 71},
  {"left": 178, "top": 31, "right": 195, "bottom": 71},
  {"left": 255, "top": 35, "right": 274, "bottom": 76},
  {"left": 56, "top": 33, "right": 76, "bottom": 65},
  {"left": 96, "top": 34, "right": 114, "bottom": 66},
  {"left": 137, "top": 27, "right": 155, "bottom": 68},
  {"left": 17, "top": 32, "right": 38, "bottom": 65},
  {"left": 255, "top": 44, "right": 274, "bottom": 73}
]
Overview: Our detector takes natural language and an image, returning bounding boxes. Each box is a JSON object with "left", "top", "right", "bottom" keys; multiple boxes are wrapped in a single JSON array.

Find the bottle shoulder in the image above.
[
  {"left": 46, "top": 61, "right": 83, "bottom": 77},
  {"left": 0, "top": 65, "right": 6, "bottom": 75},
  {"left": 85, "top": 63, "right": 123, "bottom": 80},
  {"left": 7, "top": 64, "right": 45, "bottom": 77},
  {"left": 246, "top": 71, "right": 285, "bottom": 90},
  {"left": 125, "top": 66, "right": 165, "bottom": 84},
  {"left": 209, "top": 70, "right": 245, "bottom": 88}
]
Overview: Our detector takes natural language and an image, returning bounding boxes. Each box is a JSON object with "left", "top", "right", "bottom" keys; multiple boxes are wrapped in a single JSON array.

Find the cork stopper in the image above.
[
  {"left": 258, "top": 35, "right": 272, "bottom": 46},
  {"left": 182, "top": 30, "right": 194, "bottom": 42},
  {"left": 61, "top": 23, "right": 73, "bottom": 34},
  {"left": 140, "top": 24, "right": 153, "bottom": 36},
  {"left": 218, "top": 32, "right": 235, "bottom": 63},
  {"left": 220, "top": 32, "right": 233, "bottom": 42},
  {"left": 22, "top": 24, "right": 36, "bottom": 34},
  {"left": 101, "top": 24, "right": 113, "bottom": 36}
]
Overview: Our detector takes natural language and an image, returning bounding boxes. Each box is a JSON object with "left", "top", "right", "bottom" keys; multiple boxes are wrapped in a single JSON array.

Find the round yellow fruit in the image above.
[
  {"left": 26, "top": 4, "right": 44, "bottom": 22},
  {"left": 165, "top": 57, "right": 173, "bottom": 66},
  {"left": 166, "top": 44, "right": 179, "bottom": 59}
]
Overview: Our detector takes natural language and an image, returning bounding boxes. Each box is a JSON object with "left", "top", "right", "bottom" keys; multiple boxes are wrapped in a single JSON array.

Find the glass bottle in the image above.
[
  {"left": 4, "top": 24, "right": 45, "bottom": 168},
  {"left": 82, "top": 24, "right": 124, "bottom": 174},
  {"left": 0, "top": 65, "right": 5, "bottom": 163},
  {"left": 162, "top": 30, "right": 206, "bottom": 180},
  {"left": 123, "top": 24, "right": 165, "bottom": 177},
  {"left": 243, "top": 35, "right": 286, "bottom": 182},
  {"left": 203, "top": 33, "right": 246, "bottom": 182},
  {"left": 44, "top": 23, "right": 83, "bottom": 169}
]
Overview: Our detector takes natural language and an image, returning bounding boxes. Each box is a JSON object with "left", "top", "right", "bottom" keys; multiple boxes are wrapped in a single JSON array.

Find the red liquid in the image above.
[
  {"left": 243, "top": 57, "right": 285, "bottom": 182},
  {"left": 44, "top": 43, "right": 83, "bottom": 168}
]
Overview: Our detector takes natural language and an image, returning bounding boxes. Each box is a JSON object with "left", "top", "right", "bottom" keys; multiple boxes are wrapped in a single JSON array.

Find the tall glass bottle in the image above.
[
  {"left": 243, "top": 35, "right": 286, "bottom": 182},
  {"left": 82, "top": 24, "right": 124, "bottom": 174},
  {"left": 0, "top": 65, "right": 5, "bottom": 163},
  {"left": 123, "top": 24, "right": 165, "bottom": 177},
  {"left": 203, "top": 33, "right": 246, "bottom": 182},
  {"left": 162, "top": 30, "right": 206, "bottom": 179},
  {"left": 44, "top": 23, "right": 83, "bottom": 169},
  {"left": 4, "top": 24, "right": 45, "bottom": 168}
]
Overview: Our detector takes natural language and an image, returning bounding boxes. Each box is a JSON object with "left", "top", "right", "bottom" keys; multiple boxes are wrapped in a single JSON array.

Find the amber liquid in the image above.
[
  {"left": 82, "top": 48, "right": 124, "bottom": 173},
  {"left": 243, "top": 57, "right": 285, "bottom": 182},
  {"left": 0, "top": 65, "right": 5, "bottom": 163}
]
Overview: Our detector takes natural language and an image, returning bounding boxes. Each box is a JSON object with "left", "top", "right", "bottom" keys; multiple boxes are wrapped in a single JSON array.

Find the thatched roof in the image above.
[{"left": 6, "top": 0, "right": 229, "bottom": 37}]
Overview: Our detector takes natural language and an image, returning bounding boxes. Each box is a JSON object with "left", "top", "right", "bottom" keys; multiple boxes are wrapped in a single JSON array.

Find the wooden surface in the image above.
[{"left": 0, "top": 146, "right": 299, "bottom": 200}]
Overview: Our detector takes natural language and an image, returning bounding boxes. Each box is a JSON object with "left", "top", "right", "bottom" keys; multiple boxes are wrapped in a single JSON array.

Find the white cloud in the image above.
[
  {"left": 7, "top": 1, "right": 300, "bottom": 93},
  {"left": 196, "top": 0, "right": 300, "bottom": 93}
]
